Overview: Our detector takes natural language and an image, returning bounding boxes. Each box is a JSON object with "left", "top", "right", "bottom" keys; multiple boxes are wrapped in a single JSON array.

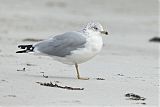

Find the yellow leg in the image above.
[{"left": 75, "top": 63, "right": 89, "bottom": 80}]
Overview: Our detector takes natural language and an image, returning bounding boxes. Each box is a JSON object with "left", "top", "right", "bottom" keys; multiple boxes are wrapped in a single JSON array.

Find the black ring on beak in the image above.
[
  {"left": 105, "top": 31, "right": 108, "bottom": 35},
  {"left": 100, "top": 31, "right": 108, "bottom": 35}
]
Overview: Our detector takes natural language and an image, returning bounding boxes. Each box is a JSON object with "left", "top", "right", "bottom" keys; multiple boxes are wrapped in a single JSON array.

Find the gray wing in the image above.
[{"left": 34, "top": 31, "right": 86, "bottom": 57}]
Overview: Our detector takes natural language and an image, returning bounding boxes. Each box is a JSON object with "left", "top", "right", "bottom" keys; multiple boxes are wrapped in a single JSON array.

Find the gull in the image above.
[{"left": 16, "top": 22, "right": 108, "bottom": 80}]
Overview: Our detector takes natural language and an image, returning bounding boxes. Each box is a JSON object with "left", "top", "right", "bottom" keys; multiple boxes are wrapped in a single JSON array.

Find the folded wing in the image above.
[{"left": 34, "top": 32, "right": 86, "bottom": 57}]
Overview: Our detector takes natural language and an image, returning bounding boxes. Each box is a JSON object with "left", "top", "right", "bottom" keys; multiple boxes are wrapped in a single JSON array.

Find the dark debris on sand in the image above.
[
  {"left": 40, "top": 72, "right": 48, "bottom": 78},
  {"left": 117, "top": 74, "right": 124, "bottom": 76},
  {"left": 96, "top": 78, "right": 105, "bottom": 80},
  {"left": 125, "top": 93, "right": 146, "bottom": 100},
  {"left": 36, "top": 82, "right": 84, "bottom": 90},
  {"left": 26, "top": 63, "right": 36, "bottom": 66},
  {"left": 149, "top": 37, "right": 160, "bottom": 43},
  {"left": 17, "top": 68, "right": 26, "bottom": 72}
]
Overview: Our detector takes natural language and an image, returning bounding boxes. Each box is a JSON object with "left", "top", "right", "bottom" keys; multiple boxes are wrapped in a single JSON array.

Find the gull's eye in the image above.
[{"left": 93, "top": 27, "right": 98, "bottom": 30}]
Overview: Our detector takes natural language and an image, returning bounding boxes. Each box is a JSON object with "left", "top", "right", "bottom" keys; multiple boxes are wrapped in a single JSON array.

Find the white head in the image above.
[{"left": 83, "top": 22, "right": 108, "bottom": 35}]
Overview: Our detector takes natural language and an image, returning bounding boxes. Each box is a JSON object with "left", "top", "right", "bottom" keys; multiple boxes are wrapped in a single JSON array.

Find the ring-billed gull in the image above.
[{"left": 16, "top": 22, "right": 108, "bottom": 80}]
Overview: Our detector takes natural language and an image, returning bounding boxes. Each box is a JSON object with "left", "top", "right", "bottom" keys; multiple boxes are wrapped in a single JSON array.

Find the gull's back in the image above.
[{"left": 34, "top": 31, "right": 87, "bottom": 57}]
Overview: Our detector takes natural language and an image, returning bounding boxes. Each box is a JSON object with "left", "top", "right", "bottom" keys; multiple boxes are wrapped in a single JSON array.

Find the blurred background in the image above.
[{"left": 0, "top": 0, "right": 158, "bottom": 41}]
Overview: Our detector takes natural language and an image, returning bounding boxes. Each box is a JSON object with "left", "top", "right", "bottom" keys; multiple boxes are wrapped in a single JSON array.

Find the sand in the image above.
[{"left": 0, "top": 0, "right": 159, "bottom": 106}]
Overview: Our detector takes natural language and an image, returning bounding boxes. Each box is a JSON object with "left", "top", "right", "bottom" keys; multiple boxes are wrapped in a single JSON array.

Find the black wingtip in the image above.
[
  {"left": 16, "top": 45, "right": 34, "bottom": 53},
  {"left": 18, "top": 45, "right": 31, "bottom": 49},
  {"left": 16, "top": 50, "right": 27, "bottom": 53}
]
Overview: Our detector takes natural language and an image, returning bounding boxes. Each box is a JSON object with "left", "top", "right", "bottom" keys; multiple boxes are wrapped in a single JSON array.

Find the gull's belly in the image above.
[
  {"left": 68, "top": 44, "right": 102, "bottom": 64},
  {"left": 53, "top": 36, "right": 103, "bottom": 65}
]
